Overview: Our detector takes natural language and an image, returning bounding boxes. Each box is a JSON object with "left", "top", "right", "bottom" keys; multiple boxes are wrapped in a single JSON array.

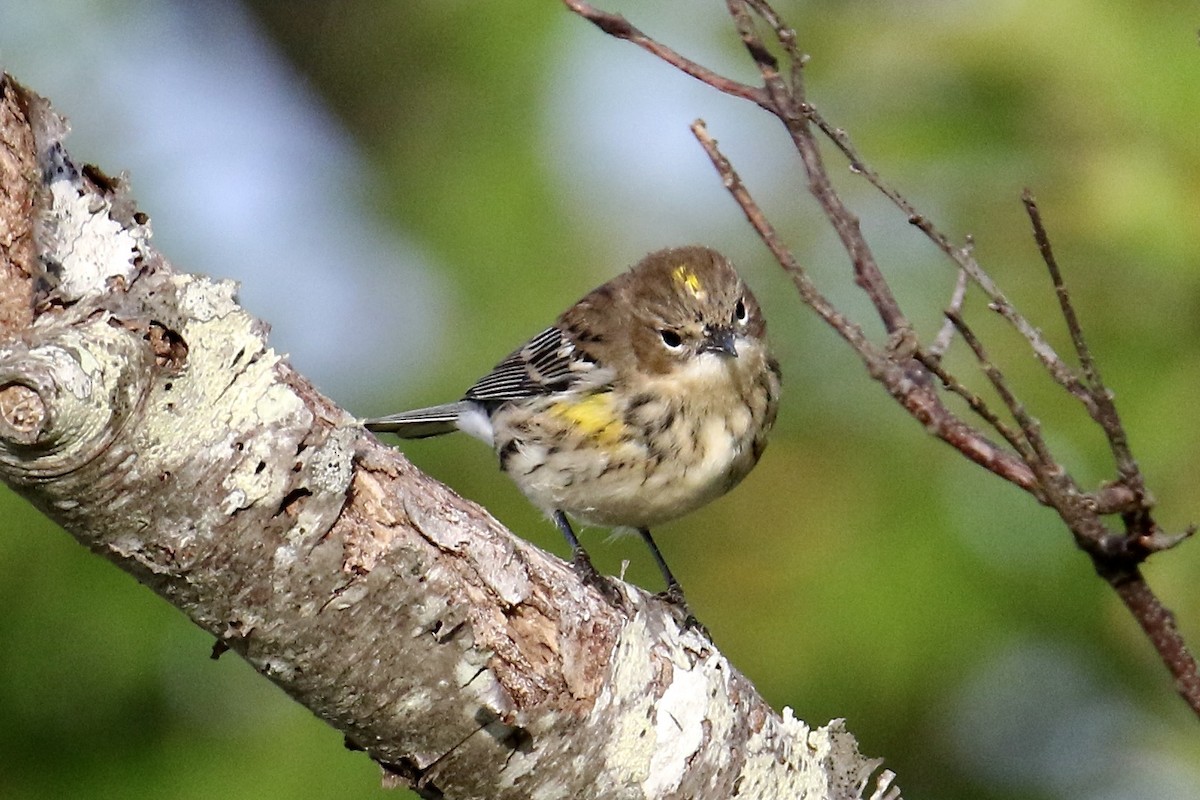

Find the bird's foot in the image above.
[{"left": 571, "top": 547, "right": 624, "bottom": 608}]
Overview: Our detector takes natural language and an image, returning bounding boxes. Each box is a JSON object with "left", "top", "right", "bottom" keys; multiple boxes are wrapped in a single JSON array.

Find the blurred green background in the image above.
[{"left": 2, "top": 1, "right": 1200, "bottom": 798}]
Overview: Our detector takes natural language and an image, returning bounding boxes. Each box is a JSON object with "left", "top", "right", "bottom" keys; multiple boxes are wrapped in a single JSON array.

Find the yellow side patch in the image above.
[
  {"left": 549, "top": 393, "right": 627, "bottom": 444},
  {"left": 672, "top": 264, "right": 704, "bottom": 298}
]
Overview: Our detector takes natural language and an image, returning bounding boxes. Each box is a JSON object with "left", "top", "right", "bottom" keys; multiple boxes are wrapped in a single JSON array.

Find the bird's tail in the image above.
[{"left": 365, "top": 401, "right": 470, "bottom": 439}]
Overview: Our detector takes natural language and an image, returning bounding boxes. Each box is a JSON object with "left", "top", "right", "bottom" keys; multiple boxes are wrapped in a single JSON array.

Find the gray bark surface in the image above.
[{"left": 0, "top": 75, "right": 899, "bottom": 800}]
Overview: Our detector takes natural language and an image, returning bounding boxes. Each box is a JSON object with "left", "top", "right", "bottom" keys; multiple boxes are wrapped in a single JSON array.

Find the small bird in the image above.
[{"left": 367, "top": 246, "right": 781, "bottom": 620}]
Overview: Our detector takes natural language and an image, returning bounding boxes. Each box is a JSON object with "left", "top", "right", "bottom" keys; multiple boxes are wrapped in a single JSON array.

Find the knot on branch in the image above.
[
  {"left": 0, "top": 381, "right": 46, "bottom": 443},
  {"left": 0, "top": 319, "right": 149, "bottom": 480}
]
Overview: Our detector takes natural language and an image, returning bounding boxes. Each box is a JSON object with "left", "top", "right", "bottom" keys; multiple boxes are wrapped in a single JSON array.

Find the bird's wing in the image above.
[{"left": 464, "top": 326, "right": 590, "bottom": 404}]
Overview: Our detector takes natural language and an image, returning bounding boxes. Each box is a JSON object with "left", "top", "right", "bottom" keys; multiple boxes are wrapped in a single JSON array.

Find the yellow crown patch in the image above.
[{"left": 672, "top": 264, "right": 705, "bottom": 298}]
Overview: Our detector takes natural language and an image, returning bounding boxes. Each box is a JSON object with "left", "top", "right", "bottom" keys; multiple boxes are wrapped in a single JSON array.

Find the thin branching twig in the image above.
[
  {"left": 913, "top": 344, "right": 1032, "bottom": 466},
  {"left": 1022, "top": 191, "right": 1142, "bottom": 486},
  {"left": 561, "top": 0, "right": 767, "bottom": 108},
  {"left": 563, "top": 0, "right": 1200, "bottom": 718},
  {"left": 946, "top": 311, "right": 1057, "bottom": 477},
  {"left": 928, "top": 268, "right": 970, "bottom": 360},
  {"left": 690, "top": 121, "right": 1045, "bottom": 497}
]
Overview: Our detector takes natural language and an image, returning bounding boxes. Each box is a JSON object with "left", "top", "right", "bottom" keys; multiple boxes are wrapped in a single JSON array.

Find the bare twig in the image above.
[
  {"left": 560, "top": 0, "right": 768, "bottom": 108},
  {"left": 723, "top": 0, "right": 909, "bottom": 337},
  {"left": 913, "top": 344, "right": 1032, "bottom": 467},
  {"left": 563, "top": 0, "right": 1200, "bottom": 719},
  {"left": 946, "top": 311, "right": 1056, "bottom": 476},
  {"left": 785, "top": 61, "right": 1102, "bottom": 420},
  {"left": 809, "top": 100, "right": 1099, "bottom": 414},
  {"left": 928, "top": 268, "right": 970, "bottom": 360},
  {"left": 690, "top": 120, "right": 1044, "bottom": 498},
  {"left": 1108, "top": 569, "right": 1200, "bottom": 706},
  {"left": 688, "top": 121, "right": 872, "bottom": 354},
  {"left": 1022, "top": 190, "right": 1143, "bottom": 488}
]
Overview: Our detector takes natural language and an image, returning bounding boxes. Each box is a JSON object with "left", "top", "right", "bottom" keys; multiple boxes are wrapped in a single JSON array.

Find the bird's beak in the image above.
[{"left": 703, "top": 327, "right": 738, "bottom": 357}]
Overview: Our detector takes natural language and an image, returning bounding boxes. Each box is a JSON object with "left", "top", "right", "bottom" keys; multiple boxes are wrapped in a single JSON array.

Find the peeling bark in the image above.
[{"left": 0, "top": 74, "right": 899, "bottom": 800}]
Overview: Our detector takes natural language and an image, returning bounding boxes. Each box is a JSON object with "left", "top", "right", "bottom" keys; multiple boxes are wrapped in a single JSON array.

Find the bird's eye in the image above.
[
  {"left": 659, "top": 329, "right": 683, "bottom": 349},
  {"left": 734, "top": 298, "right": 748, "bottom": 324}
]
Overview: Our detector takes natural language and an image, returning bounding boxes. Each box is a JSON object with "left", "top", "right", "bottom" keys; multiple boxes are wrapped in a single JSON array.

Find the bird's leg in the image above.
[
  {"left": 636, "top": 527, "right": 686, "bottom": 603},
  {"left": 553, "top": 511, "right": 621, "bottom": 606},
  {"left": 637, "top": 527, "right": 705, "bottom": 633}
]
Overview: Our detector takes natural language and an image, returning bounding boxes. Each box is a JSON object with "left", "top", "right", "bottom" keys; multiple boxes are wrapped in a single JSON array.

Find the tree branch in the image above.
[{"left": 0, "top": 74, "right": 900, "bottom": 800}]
